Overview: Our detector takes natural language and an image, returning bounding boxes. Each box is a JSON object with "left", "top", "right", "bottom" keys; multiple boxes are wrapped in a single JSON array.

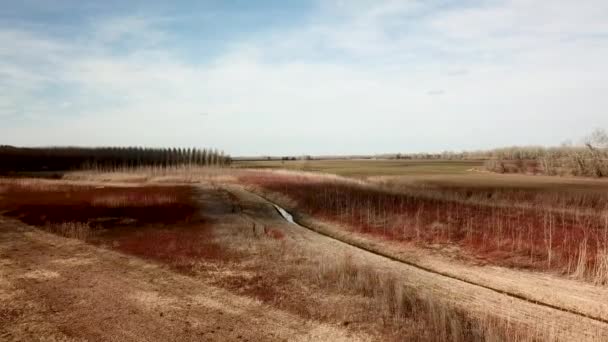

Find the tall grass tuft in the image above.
[
  {"left": 314, "top": 256, "right": 545, "bottom": 341},
  {"left": 44, "top": 222, "right": 92, "bottom": 241}
]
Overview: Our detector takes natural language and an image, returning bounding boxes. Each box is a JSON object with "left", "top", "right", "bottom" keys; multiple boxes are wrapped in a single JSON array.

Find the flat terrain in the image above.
[
  {"left": 233, "top": 185, "right": 608, "bottom": 337},
  {"left": 0, "top": 182, "right": 365, "bottom": 341},
  {"left": 2, "top": 163, "right": 608, "bottom": 341},
  {"left": 0, "top": 218, "right": 359, "bottom": 342},
  {"left": 234, "top": 158, "right": 608, "bottom": 191},
  {"left": 233, "top": 159, "right": 483, "bottom": 177}
]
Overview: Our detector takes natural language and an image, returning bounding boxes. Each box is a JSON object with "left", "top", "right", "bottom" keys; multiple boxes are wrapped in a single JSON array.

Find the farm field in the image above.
[
  {"left": 2, "top": 162, "right": 608, "bottom": 341},
  {"left": 235, "top": 158, "right": 608, "bottom": 190},
  {"left": 233, "top": 159, "right": 484, "bottom": 178}
]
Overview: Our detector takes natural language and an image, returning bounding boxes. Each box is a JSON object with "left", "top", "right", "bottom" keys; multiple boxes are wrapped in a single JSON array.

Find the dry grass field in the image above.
[
  {"left": 2, "top": 161, "right": 608, "bottom": 341},
  {"left": 242, "top": 171, "right": 608, "bottom": 283},
  {"left": 234, "top": 159, "right": 483, "bottom": 178}
]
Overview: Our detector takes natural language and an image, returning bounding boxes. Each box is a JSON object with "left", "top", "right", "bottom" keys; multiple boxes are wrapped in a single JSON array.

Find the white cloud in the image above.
[
  {"left": 1, "top": 1, "right": 608, "bottom": 155},
  {"left": 92, "top": 15, "right": 170, "bottom": 48}
]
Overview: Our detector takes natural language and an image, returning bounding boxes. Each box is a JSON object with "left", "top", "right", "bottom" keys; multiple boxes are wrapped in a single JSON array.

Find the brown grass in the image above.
[
  {"left": 0, "top": 182, "right": 199, "bottom": 228},
  {"left": 241, "top": 171, "right": 608, "bottom": 284},
  {"left": 44, "top": 222, "right": 92, "bottom": 241},
  {"left": 264, "top": 227, "right": 285, "bottom": 240},
  {"left": 63, "top": 166, "right": 238, "bottom": 184},
  {"left": 90, "top": 194, "right": 178, "bottom": 207},
  {"left": 374, "top": 177, "right": 608, "bottom": 213},
  {"left": 0, "top": 179, "right": 237, "bottom": 276},
  {"left": 115, "top": 226, "right": 237, "bottom": 274},
  {"left": 0, "top": 176, "right": 580, "bottom": 340},
  {"left": 313, "top": 256, "right": 543, "bottom": 341},
  {"left": 202, "top": 218, "right": 547, "bottom": 342}
]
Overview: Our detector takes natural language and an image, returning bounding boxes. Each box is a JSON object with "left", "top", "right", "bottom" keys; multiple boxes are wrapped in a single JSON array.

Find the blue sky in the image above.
[{"left": 1, "top": 0, "right": 608, "bottom": 156}]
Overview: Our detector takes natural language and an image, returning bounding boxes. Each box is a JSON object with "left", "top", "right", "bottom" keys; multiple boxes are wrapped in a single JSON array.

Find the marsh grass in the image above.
[
  {"left": 44, "top": 222, "right": 92, "bottom": 241},
  {"left": 63, "top": 166, "right": 237, "bottom": 184},
  {"left": 312, "top": 256, "right": 546, "bottom": 342},
  {"left": 0, "top": 174, "right": 578, "bottom": 340},
  {"left": 91, "top": 194, "right": 178, "bottom": 207},
  {"left": 242, "top": 171, "right": 608, "bottom": 283}
]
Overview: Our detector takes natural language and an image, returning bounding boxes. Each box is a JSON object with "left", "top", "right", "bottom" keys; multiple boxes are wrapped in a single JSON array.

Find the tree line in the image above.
[
  {"left": 482, "top": 129, "right": 608, "bottom": 177},
  {"left": 0, "top": 146, "right": 231, "bottom": 172}
]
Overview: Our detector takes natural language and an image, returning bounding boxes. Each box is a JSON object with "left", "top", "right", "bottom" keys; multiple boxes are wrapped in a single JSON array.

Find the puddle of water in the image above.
[{"left": 273, "top": 204, "right": 295, "bottom": 224}]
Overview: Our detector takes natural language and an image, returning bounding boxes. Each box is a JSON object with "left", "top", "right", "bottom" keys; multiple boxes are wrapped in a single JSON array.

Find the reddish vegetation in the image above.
[
  {"left": 242, "top": 173, "right": 608, "bottom": 281},
  {"left": 0, "top": 181, "right": 232, "bottom": 274},
  {"left": 0, "top": 183, "right": 198, "bottom": 228},
  {"left": 264, "top": 227, "right": 285, "bottom": 240},
  {"left": 116, "top": 226, "right": 236, "bottom": 273},
  {"left": 396, "top": 183, "right": 608, "bottom": 212},
  {"left": 221, "top": 272, "right": 290, "bottom": 303}
]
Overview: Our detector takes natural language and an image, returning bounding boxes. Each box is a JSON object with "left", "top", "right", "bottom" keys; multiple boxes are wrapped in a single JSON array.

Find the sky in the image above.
[{"left": 1, "top": 0, "right": 608, "bottom": 156}]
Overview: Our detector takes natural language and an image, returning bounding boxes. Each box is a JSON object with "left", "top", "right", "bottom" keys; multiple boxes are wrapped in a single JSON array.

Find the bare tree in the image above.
[
  {"left": 583, "top": 128, "right": 608, "bottom": 177},
  {"left": 584, "top": 128, "right": 608, "bottom": 150}
]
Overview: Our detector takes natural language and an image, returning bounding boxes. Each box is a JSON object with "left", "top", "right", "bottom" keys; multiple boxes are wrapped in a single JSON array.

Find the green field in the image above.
[{"left": 233, "top": 159, "right": 484, "bottom": 178}]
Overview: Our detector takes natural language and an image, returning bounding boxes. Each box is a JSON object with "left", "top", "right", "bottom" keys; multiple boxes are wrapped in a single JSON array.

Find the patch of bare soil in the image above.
[{"left": 0, "top": 218, "right": 365, "bottom": 342}]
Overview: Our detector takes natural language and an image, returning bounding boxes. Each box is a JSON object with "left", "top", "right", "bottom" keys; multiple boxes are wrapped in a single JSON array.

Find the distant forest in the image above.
[{"left": 0, "top": 146, "right": 230, "bottom": 172}]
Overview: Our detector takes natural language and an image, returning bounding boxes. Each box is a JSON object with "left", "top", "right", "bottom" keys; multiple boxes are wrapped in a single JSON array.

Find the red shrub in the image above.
[
  {"left": 115, "top": 226, "right": 231, "bottom": 272},
  {"left": 241, "top": 173, "right": 608, "bottom": 279},
  {"left": 265, "top": 227, "right": 285, "bottom": 240},
  {"left": 0, "top": 184, "right": 200, "bottom": 228}
]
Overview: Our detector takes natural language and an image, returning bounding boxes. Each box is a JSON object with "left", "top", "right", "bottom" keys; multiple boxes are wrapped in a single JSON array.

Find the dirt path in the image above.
[
  {"left": 0, "top": 217, "right": 366, "bottom": 342},
  {"left": 226, "top": 184, "right": 608, "bottom": 341}
]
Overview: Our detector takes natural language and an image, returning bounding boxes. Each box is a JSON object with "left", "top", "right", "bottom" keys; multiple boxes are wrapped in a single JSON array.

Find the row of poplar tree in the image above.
[{"left": 0, "top": 146, "right": 231, "bottom": 172}]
